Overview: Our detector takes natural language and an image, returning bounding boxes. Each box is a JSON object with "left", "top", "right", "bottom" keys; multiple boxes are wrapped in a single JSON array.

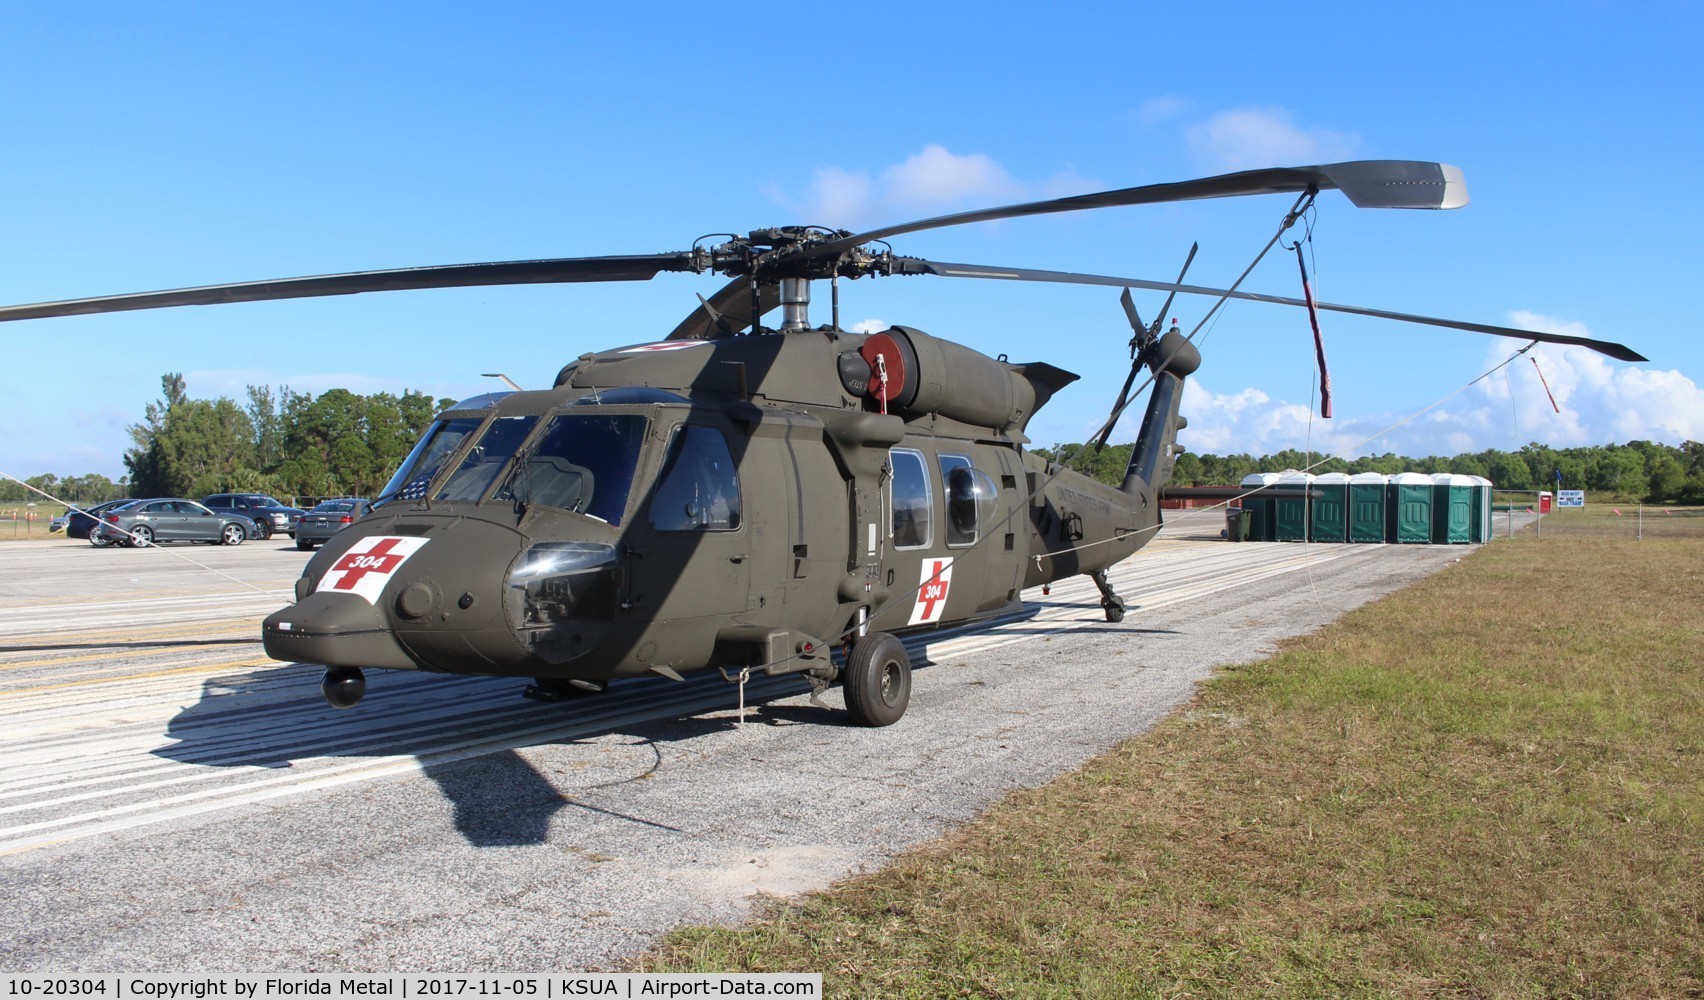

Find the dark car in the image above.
[
  {"left": 67, "top": 499, "right": 134, "bottom": 544},
  {"left": 202, "top": 493, "right": 304, "bottom": 539},
  {"left": 91, "top": 498, "right": 258, "bottom": 547},
  {"left": 294, "top": 498, "right": 371, "bottom": 550}
]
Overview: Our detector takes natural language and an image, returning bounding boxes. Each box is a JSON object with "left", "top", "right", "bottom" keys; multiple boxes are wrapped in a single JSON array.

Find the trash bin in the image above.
[{"left": 1226, "top": 505, "right": 1246, "bottom": 541}]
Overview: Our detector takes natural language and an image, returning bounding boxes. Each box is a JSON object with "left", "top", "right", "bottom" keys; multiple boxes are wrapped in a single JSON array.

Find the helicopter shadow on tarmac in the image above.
[
  {"left": 152, "top": 595, "right": 1172, "bottom": 845},
  {"left": 154, "top": 660, "right": 873, "bottom": 847}
]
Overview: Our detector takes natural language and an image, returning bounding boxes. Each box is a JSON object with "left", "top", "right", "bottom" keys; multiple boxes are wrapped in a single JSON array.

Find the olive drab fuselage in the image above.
[{"left": 260, "top": 324, "right": 1193, "bottom": 685}]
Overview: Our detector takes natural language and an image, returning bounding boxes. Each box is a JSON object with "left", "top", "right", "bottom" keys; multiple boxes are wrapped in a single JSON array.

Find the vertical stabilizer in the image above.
[{"left": 1122, "top": 331, "right": 1201, "bottom": 495}]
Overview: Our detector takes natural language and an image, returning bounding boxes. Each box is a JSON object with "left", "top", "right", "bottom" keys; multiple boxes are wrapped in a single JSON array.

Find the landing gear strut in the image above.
[
  {"left": 1092, "top": 569, "right": 1126, "bottom": 624},
  {"left": 321, "top": 666, "right": 366, "bottom": 709}
]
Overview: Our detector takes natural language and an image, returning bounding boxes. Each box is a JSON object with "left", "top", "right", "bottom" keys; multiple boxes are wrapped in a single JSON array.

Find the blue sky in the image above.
[{"left": 3, "top": 2, "right": 1700, "bottom": 482}]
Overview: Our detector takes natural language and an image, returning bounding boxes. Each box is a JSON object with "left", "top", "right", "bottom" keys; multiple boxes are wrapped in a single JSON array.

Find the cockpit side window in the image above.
[
  {"left": 375, "top": 417, "right": 484, "bottom": 507},
  {"left": 496, "top": 413, "right": 648, "bottom": 525},
  {"left": 650, "top": 425, "right": 742, "bottom": 532},
  {"left": 889, "top": 448, "right": 931, "bottom": 550}
]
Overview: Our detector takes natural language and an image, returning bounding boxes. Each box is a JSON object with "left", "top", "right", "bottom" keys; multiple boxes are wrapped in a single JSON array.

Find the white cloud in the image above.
[
  {"left": 1135, "top": 95, "right": 1192, "bottom": 126},
  {"left": 1158, "top": 312, "right": 1702, "bottom": 461},
  {"left": 1475, "top": 311, "right": 1704, "bottom": 445},
  {"left": 779, "top": 145, "right": 1032, "bottom": 229},
  {"left": 881, "top": 145, "right": 1021, "bottom": 210},
  {"left": 848, "top": 318, "right": 887, "bottom": 334},
  {"left": 1186, "top": 107, "right": 1360, "bottom": 172}
]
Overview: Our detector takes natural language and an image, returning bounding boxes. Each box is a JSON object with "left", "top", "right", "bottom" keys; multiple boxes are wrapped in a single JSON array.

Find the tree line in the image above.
[
  {"left": 116, "top": 373, "right": 455, "bottom": 501},
  {"left": 0, "top": 373, "right": 453, "bottom": 505},
  {"left": 1032, "top": 439, "right": 1704, "bottom": 504},
  {"left": 6, "top": 374, "right": 1702, "bottom": 506}
]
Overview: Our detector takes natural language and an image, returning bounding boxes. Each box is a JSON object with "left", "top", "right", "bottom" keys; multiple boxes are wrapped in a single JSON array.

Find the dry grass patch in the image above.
[{"left": 641, "top": 507, "right": 1703, "bottom": 996}]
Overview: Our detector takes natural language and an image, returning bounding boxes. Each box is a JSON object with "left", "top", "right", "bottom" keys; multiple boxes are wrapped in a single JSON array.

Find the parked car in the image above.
[
  {"left": 67, "top": 499, "right": 134, "bottom": 544},
  {"left": 201, "top": 493, "right": 304, "bottom": 539},
  {"left": 294, "top": 498, "right": 371, "bottom": 550},
  {"left": 90, "top": 498, "right": 258, "bottom": 547},
  {"left": 49, "top": 514, "right": 68, "bottom": 532}
]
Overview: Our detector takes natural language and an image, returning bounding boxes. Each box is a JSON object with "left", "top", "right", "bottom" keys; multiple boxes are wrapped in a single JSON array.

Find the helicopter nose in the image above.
[{"left": 263, "top": 591, "right": 417, "bottom": 670}]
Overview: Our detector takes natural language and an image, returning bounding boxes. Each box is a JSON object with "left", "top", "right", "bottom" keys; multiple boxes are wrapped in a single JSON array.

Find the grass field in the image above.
[
  {"left": 0, "top": 502, "right": 72, "bottom": 541},
  {"left": 642, "top": 506, "right": 1703, "bottom": 996}
]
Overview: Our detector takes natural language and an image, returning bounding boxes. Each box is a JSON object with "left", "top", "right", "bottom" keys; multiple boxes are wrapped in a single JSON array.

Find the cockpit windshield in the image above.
[
  {"left": 373, "top": 417, "right": 483, "bottom": 508},
  {"left": 435, "top": 415, "right": 540, "bottom": 502},
  {"left": 495, "top": 413, "right": 647, "bottom": 525}
]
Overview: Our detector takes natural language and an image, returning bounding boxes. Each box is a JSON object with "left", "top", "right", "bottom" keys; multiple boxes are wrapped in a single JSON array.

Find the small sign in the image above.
[
  {"left": 316, "top": 536, "right": 430, "bottom": 603},
  {"left": 907, "top": 557, "right": 955, "bottom": 626},
  {"left": 1556, "top": 490, "right": 1586, "bottom": 508}
]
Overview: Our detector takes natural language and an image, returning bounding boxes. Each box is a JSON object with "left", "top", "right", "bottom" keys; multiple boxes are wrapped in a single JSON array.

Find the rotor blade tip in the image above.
[{"left": 1439, "top": 164, "right": 1469, "bottom": 209}]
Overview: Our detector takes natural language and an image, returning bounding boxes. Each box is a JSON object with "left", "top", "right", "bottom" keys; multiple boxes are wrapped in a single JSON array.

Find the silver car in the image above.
[
  {"left": 90, "top": 498, "right": 258, "bottom": 547},
  {"left": 294, "top": 498, "right": 371, "bottom": 550}
]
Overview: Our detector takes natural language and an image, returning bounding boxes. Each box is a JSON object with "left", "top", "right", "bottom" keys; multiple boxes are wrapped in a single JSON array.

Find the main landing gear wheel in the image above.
[{"left": 843, "top": 632, "right": 911, "bottom": 727}]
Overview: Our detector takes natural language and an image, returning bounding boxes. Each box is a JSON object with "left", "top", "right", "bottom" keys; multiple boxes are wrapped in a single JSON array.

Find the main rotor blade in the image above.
[
  {"left": 665, "top": 276, "right": 781, "bottom": 340},
  {"left": 0, "top": 253, "right": 702, "bottom": 324},
  {"left": 906, "top": 259, "right": 1647, "bottom": 363},
  {"left": 789, "top": 161, "right": 1467, "bottom": 267}
]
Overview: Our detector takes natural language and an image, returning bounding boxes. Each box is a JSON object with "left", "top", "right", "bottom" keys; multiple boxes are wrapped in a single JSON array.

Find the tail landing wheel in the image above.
[{"left": 1092, "top": 569, "right": 1127, "bottom": 623}]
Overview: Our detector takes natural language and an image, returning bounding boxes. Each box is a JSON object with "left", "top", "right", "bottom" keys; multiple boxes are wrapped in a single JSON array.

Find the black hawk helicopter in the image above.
[{"left": 0, "top": 161, "right": 1644, "bottom": 726}]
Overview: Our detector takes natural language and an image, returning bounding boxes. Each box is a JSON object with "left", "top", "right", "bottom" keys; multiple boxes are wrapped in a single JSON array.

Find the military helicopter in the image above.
[{"left": 0, "top": 160, "right": 1644, "bottom": 726}]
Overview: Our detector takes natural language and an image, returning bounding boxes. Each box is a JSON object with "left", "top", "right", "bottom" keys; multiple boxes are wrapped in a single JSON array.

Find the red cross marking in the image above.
[
  {"left": 917, "top": 560, "right": 950, "bottom": 620},
  {"left": 331, "top": 538, "right": 409, "bottom": 590}
]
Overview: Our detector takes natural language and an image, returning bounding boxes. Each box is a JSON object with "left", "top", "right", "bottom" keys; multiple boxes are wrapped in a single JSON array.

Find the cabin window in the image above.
[
  {"left": 651, "top": 424, "right": 742, "bottom": 532},
  {"left": 375, "top": 416, "right": 484, "bottom": 507},
  {"left": 495, "top": 413, "right": 648, "bottom": 526},
  {"left": 436, "top": 415, "right": 540, "bottom": 503},
  {"left": 889, "top": 448, "right": 932, "bottom": 550},
  {"left": 939, "top": 453, "right": 996, "bottom": 547}
]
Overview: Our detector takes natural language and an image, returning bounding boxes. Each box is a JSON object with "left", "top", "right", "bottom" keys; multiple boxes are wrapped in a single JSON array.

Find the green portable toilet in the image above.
[
  {"left": 1240, "top": 472, "right": 1280, "bottom": 541},
  {"left": 1348, "top": 472, "right": 1388, "bottom": 542},
  {"left": 1431, "top": 473, "right": 1475, "bottom": 544},
  {"left": 1310, "top": 472, "right": 1350, "bottom": 542},
  {"left": 1387, "top": 473, "right": 1433, "bottom": 544},
  {"left": 1468, "top": 475, "right": 1494, "bottom": 542},
  {"left": 1274, "top": 471, "right": 1314, "bottom": 541}
]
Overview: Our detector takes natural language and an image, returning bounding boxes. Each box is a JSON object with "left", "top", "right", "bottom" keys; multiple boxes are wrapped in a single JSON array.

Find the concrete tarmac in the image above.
[{"left": 0, "top": 512, "right": 1505, "bottom": 971}]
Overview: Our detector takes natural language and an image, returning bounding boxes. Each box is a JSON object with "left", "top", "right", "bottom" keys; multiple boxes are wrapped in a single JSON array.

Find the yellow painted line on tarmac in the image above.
[
  {"left": 0, "top": 580, "right": 299, "bottom": 611},
  {"left": 0, "top": 657, "right": 282, "bottom": 699},
  {"left": 0, "top": 617, "right": 269, "bottom": 650},
  {"left": 0, "top": 635, "right": 264, "bottom": 672}
]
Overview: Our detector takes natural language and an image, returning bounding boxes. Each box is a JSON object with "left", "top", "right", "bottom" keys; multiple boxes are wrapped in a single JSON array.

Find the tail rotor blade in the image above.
[
  {"left": 1119, "top": 288, "right": 1145, "bottom": 355},
  {"left": 1151, "top": 242, "right": 1199, "bottom": 338}
]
